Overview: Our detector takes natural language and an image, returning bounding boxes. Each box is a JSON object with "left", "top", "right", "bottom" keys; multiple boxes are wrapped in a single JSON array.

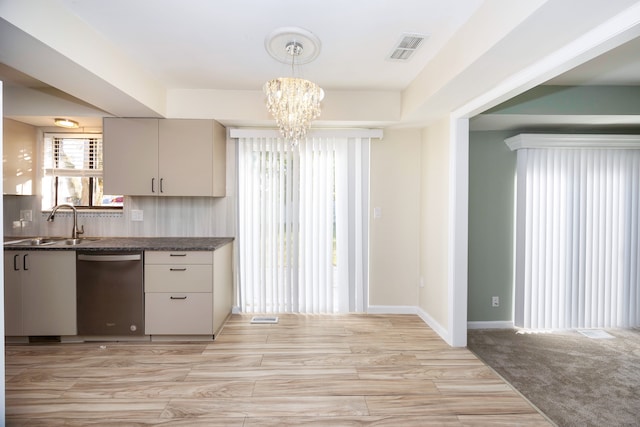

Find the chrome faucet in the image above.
[{"left": 47, "top": 203, "right": 85, "bottom": 239}]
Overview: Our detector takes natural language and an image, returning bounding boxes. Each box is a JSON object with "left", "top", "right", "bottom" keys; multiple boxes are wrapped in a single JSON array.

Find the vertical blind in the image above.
[
  {"left": 236, "top": 133, "right": 371, "bottom": 313},
  {"left": 510, "top": 136, "right": 640, "bottom": 329}
]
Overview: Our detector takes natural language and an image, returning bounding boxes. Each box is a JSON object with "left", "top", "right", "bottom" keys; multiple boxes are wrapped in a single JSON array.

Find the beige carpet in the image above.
[{"left": 467, "top": 327, "right": 640, "bottom": 426}]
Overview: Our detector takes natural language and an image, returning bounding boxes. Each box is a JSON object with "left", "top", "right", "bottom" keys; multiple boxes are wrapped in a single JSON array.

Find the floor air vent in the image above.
[
  {"left": 578, "top": 329, "right": 614, "bottom": 339},
  {"left": 251, "top": 316, "right": 279, "bottom": 324}
]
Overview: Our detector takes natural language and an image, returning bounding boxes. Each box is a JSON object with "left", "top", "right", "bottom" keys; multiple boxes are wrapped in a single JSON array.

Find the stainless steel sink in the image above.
[
  {"left": 55, "top": 237, "right": 102, "bottom": 246},
  {"left": 5, "top": 237, "right": 64, "bottom": 246},
  {"left": 61, "top": 238, "right": 86, "bottom": 246},
  {"left": 5, "top": 237, "right": 100, "bottom": 247}
]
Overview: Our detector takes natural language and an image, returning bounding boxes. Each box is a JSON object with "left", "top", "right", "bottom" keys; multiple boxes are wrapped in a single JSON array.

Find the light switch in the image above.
[{"left": 373, "top": 207, "right": 382, "bottom": 219}]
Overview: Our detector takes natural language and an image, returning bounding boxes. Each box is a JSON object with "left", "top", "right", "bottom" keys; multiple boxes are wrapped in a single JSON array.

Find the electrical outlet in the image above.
[
  {"left": 492, "top": 296, "right": 500, "bottom": 307},
  {"left": 131, "top": 209, "right": 144, "bottom": 221},
  {"left": 20, "top": 210, "right": 33, "bottom": 222}
]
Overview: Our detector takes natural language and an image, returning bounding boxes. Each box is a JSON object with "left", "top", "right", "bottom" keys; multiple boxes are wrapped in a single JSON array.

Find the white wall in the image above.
[
  {"left": 3, "top": 118, "right": 36, "bottom": 195},
  {"left": 419, "top": 119, "right": 450, "bottom": 331},
  {"left": 368, "top": 121, "right": 463, "bottom": 345},
  {"left": 368, "top": 128, "right": 421, "bottom": 309}
]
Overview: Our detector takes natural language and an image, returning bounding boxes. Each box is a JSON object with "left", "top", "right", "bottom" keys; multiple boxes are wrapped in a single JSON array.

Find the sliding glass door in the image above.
[
  {"left": 236, "top": 132, "right": 372, "bottom": 313},
  {"left": 508, "top": 134, "right": 640, "bottom": 329}
]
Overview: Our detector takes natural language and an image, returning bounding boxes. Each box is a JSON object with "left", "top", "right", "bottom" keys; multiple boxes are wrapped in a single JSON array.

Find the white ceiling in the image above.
[
  {"left": 1, "top": 0, "right": 640, "bottom": 131},
  {"left": 545, "top": 36, "right": 640, "bottom": 86},
  {"left": 54, "top": 0, "right": 483, "bottom": 92},
  {"left": 471, "top": 35, "right": 640, "bottom": 131}
]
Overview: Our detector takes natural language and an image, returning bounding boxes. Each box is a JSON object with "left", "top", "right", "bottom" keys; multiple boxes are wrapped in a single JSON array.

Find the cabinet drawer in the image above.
[
  {"left": 145, "top": 265, "right": 212, "bottom": 292},
  {"left": 145, "top": 292, "right": 212, "bottom": 335},
  {"left": 145, "top": 251, "right": 213, "bottom": 265}
]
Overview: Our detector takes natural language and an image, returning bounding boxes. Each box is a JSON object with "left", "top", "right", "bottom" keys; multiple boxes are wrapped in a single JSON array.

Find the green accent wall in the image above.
[
  {"left": 468, "top": 131, "right": 518, "bottom": 322},
  {"left": 468, "top": 85, "right": 640, "bottom": 323},
  {"left": 483, "top": 86, "right": 640, "bottom": 115}
]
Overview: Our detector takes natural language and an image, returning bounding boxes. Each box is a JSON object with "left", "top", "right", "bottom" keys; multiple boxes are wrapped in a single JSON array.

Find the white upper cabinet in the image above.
[
  {"left": 103, "top": 118, "right": 226, "bottom": 197},
  {"left": 104, "top": 118, "right": 158, "bottom": 196}
]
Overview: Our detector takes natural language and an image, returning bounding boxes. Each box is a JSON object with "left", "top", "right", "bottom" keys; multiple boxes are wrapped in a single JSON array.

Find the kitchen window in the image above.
[{"left": 42, "top": 133, "right": 122, "bottom": 210}]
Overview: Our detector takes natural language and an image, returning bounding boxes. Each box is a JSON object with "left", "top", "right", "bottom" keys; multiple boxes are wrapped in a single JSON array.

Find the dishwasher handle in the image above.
[{"left": 78, "top": 254, "right": 142, "bottom": 262}]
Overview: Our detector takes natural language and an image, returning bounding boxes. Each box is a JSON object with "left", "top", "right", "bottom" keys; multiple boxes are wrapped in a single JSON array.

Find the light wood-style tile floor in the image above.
[{"left": 5, "top": 314, "right": 552, "bottom": 426}]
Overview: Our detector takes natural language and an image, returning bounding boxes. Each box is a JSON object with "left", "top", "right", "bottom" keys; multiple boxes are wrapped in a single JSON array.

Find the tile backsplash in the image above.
[
  {"left": 4, "top": 194, "right": 236, "bottom": 239},
  {"left": 3, "top": 195, "right": 41, "bottom": 237}
]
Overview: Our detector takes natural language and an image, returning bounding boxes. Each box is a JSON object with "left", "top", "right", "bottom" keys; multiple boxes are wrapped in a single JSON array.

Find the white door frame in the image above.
[{"left": 448, "top": 7, "right": 640, "bottom": 347}]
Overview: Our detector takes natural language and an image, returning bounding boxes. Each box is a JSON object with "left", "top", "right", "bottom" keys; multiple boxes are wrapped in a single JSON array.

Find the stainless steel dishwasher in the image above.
[{"left": 76, "top": 251, "right": 144, "bottom": 336}]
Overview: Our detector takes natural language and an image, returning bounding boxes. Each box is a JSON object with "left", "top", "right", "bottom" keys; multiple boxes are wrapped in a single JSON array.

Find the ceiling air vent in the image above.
[{"left": 387, "top": 33, "right": 428, "bottom": 61}]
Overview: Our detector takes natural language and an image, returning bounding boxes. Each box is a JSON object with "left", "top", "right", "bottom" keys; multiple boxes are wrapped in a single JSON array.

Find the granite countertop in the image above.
[{"left": 4, "top": 236, "right": 234, "bottom": 252}]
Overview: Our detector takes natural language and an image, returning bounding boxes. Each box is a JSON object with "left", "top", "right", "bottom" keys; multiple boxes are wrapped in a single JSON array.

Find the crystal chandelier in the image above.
[{"left": 264, "top": 30, "right": 324, "bottom": 145}]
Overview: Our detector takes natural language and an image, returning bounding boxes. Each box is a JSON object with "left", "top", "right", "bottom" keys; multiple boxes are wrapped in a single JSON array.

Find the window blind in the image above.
[
  {"left": 43, "top": 135, "right": 103, "bottom": 178},
  {"left": 236, "top": 134, "right": 371, "bottom": 314},
  {"left": 508, "top": 135, "right": 640, "bottom": 329}
]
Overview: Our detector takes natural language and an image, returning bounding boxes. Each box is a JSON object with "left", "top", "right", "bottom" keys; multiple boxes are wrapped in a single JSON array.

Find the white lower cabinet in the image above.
[
  {"left": 3, "top": 245, "right": 232, "bottom": 339},
  {"left": 144, "top": 250, "right": 215, "bottom": 336},
  {"left": 4, "top": 251, "right": 76, "bottom": 336},
  {"left": 145, "top": 293, "right": 213, "bottom": 335},
  {"left": 213, "top": 243, "right": 233, "bottom": 335}
]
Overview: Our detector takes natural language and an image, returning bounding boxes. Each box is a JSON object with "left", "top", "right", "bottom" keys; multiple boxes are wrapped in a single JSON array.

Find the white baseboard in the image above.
[
  {"left": 367, "top": 305, "right": 417, "bottom": 315},
  {"left": 415, "top": 306, "right": 449, "bottom": 342},
  {"left": 467, "top": 320, "right": 514, "bottom": 329},
  {"left": 368, "top": 305, "right": 451, "bottom": 344},
  {"left": 224, "top": 306, "right": 514, "bottom": 342}
]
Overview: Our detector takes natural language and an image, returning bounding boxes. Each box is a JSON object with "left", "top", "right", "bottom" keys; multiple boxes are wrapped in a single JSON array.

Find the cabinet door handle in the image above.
[
  {"left": 151, "top": 177, "right": 156, "bottom": 193},
  {"left": 170, "top": 296, "right": 187, "bottom": 300},
  {"left": 169, "top": 267, "right": 187, "bottom": 272},
  {"left": 160, "top": 178, "right": 164, "bottom": 193},
  {"left": 13, "top": 254, "right": 20, "bottom": 271},
  {"left": 23, "top": 254, "right": 29, "bottom": 271}
]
